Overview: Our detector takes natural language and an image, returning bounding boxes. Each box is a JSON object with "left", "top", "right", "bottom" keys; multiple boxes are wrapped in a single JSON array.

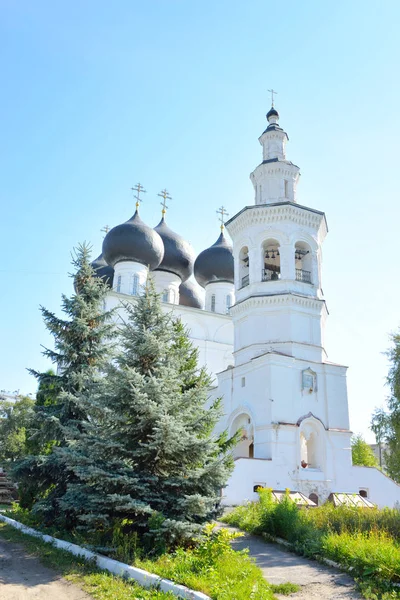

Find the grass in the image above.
[
  {"left": 0, "top": 510, "right": 299, "bottom": 600},
  {"left": 0, "top": 521, "right": 175, "bottom": 600},
  {"left": 222, "top": 488, "right": 400, "bottom": 600}
]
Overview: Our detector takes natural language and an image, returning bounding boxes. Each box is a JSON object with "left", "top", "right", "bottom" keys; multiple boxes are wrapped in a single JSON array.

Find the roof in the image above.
[
  {"left": 260, "top": 489, "right": 317, "bottom": 507},
  {"left": 328, "top": 493, "right": 376, "bottom": 508}
]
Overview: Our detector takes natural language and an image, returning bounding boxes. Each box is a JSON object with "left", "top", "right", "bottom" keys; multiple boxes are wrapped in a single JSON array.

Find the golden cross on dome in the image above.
[
  {"left": 131, "top": 183, "right": 146, "bottom": 209},
  {"left": 158, "top": 188, "right": 172, "bottom": 216},
  {"left": 216, "top": 206, "right": 229, "bottom": 231},
  {"left": 101, "top": 225, "right": 110, "bottom": 237},
  {"left": 268, "top": 88, "right": 278, "bottom": 107}
]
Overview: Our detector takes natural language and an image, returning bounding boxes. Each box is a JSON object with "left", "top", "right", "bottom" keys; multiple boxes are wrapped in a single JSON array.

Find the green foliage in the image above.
[
  {"left": 59, "top": 281, "right": 235, "bottom": 549},
  {"left": 138, "top": 523, "right": 282, "bottom": 599},
  {"left": 352, "top": 434, "right": 379, "bottom": 467},
  {"left": 223, "top": 491, "right": 400, "bottom": 598},
  {"left": 0, "top": 522, "right": 175, "bottom": 600},
  {"left": 12, "top": 243, "right": 115, "bottom": 517},
  {"left": 373, "top": 330, "right": 400, "bottom": 483},
  {"left": 0, "top": 395, "right": 34, "bottom": 463}
]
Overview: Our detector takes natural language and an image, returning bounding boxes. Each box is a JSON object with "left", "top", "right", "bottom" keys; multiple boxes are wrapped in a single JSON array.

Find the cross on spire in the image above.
[
  {"left": 131, "top": 183, "right": 146, "bottom": 209},
  {"left": 268, "top": 88, "right": 278, "bottom": 107},
  {"left": 158, "top": 188, "right": 172, "bottom": 216},
  {"left": 101, "top": 225, "right": 110, "bottom": 237},
  {"left": 216, "top": 206, "right": 229, "bottom": 231}
]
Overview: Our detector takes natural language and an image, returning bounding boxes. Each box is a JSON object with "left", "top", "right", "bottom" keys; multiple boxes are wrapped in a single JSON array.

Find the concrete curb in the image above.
[{"left": 0, "top": 514, "right": 210, "bottom": 600}]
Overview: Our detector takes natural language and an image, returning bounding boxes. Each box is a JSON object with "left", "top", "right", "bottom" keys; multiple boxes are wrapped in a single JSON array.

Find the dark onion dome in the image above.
[
  {"left": 91, "top": 253, "right": 114, "bottom": 288},
  {"left": 154, "top": 217, "right": 195, "bottom": 282},
  {"left": 179, "top": 280, "right": 204, "bottom": 309},
  {"left": 102, "top": 210, "right": 164, "bottom": 269},
  {"left": 267, "top": 106, "right": 279, "bottom": 120},
  {"left": 194, "top": 231, "right": 234, "bottom": 288}
]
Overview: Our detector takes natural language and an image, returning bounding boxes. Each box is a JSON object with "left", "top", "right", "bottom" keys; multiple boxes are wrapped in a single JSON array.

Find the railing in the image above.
[
  {"left": 296, "top": 269, "right": 312, "bottom": 284},
  {"left": 240, "top": 274, "right": 249, "bottom": 288},
  {"left": 262, "top": 269, "right": 280, "bottom": 282}
]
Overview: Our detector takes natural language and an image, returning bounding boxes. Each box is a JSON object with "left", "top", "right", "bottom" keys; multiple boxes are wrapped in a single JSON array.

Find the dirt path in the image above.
[
  {"left": 221, "top": 524, "right": 363, "bottom": 599},
  {"left": 0, "top": 537, "right": 92, "bottom": 600}
]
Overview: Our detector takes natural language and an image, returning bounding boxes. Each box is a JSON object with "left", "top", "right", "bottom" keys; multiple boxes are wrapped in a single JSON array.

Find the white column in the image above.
[{"left": 279, "top": 243, "right": 295, "bottom": 280}]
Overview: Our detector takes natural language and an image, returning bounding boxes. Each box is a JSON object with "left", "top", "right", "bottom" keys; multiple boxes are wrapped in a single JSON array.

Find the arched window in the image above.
[
  {"left": 239, "top": 247, "right": 249, "bottom": 288},
  {"left": 226, "top": 294, "right": 232, "bottom": 314},
  {"left": 132, "top": 274, "right": 139, "bottom": 296},
  {"left": 230, "top": 413, "right": 254, "bottom": 459},
  {"left": 262, "top": 239, "right": 280, "bottom": 281},
  {"left": 162, "top": 289, "right": 169, "bottom": 303},
  {"left": 359, "top": 489, "right": 368, "bottom": 498},
  {"left": 295, "top": 242, "right": 312, "bottom": 284},
  {"left": 211, "top": 294, "right": 216, "bottom": 312},
  {"left": 116, "top": 275, "right": 122, "bottom": 293},
  {"left": 309, "top": 493, "right": 319, "bottom": 506}
]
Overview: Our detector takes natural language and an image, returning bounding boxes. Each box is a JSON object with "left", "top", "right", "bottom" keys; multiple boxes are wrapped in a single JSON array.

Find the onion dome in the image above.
[
  {"left": 194, "top": 231, "right": 234, "bottom": 288},
  {"left": 267, "top": 106, "right": 279, "bottom": 120},
  {"left": 179, "top": 280, "right": 204, "bottom": 309},
  {"left": 91, "top": 254, "right": 114, "bottom": 288},
  {"left": 154, "top": 217, "right": 195, "bottom": 282},
  {"left": 102, "top": 210, "right": 164, "bottom": 269}
]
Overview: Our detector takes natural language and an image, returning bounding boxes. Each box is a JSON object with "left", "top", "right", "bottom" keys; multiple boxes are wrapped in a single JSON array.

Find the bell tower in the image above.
[{"left": 225, "top": 106, "right": 328, "bottom": 367}]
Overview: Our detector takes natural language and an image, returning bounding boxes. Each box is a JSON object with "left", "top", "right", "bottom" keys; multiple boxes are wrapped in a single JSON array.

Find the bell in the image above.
[
  {"left": 265, "top": 251, "right": 270, "bottom": 259},
  {"left": 271, "top": 251, "right": 276, "bottom": 259}
]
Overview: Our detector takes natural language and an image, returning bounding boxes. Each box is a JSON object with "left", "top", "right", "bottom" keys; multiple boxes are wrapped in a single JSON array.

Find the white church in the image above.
[{"left": 92, "top": 104, "right": 400, "bottom": 509}]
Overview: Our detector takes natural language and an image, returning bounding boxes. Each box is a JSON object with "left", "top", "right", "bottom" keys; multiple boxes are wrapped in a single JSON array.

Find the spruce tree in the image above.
[
  {"left": 60, "top": 282, "right": 235, "bottom": 549},
  {"left": 13, "top": 244, "right": 115, "bottom": 517}
]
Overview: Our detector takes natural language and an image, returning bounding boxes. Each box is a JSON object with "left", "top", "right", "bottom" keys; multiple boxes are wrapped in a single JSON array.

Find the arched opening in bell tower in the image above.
[
  {"left": 262, "top": 239, "right": 280, "bottom": 281},
  {"left": 230, "top": 413, "right": 254, "bottom": 458},
  {"left": 295, "top": 241, "right": 312, "bottom": 284},
  {"left": 239, "top": 246, "right": 250, "bottom": 288}
]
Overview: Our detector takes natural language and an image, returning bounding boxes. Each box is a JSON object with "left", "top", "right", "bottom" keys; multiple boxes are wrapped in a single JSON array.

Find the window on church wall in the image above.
[
  {"left": 162, "top": 289, "right": 169, "bottom": 303},
  {"left": 132, "top": 274, "right": 139, "bottom": 296},
  {"left": 226, "top": 294, "right": 232, "bottom": 314},
  {"left": 211, "top": 294, "right": 216, "bottom": 312},
  {"left": 262, "top": 239, "right": 280, "bottom": 282},
  {"left": 359, "top": 489, "right": 368, "bottom": 498},
  {"left": 284, "top": 179, "right": 289, "bottom": 198},
  {"left": 116, "top": 275, "right": 121, "bottom": 293},
  {"left": 239, "top": 246, "right": 249, "bottom": 288},
  {"left": 295, "top": 242, "right": 312, "bottom": 284}
]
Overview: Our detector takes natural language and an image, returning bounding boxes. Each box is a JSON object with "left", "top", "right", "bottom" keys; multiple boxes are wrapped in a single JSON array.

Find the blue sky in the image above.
[{"left": 1, "top": 1, "right": 400, "bottom": 441}]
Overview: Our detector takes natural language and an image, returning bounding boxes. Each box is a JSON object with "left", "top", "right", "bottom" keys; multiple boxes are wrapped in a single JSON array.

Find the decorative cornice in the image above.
[
  {"left": 226, "top": 202, "right": 327, "bottom": 239},
  {"left": 230, "top": 292, "right": 326, "bottom": 316}
]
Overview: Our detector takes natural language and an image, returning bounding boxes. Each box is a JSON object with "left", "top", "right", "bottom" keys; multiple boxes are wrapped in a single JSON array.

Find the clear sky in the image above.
[{"left": 1, "top": 1, "right": 400, "bottom": 442}]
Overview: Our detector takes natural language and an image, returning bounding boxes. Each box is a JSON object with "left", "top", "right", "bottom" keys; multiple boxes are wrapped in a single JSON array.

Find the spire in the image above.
[
  {"left": 158, "top": 188, "right": 172, "bottom": 218},
  {"left": 131, "top": 182, "right": 146, "bottom": 211},
  {"left": 216, "top": 206, "right": 229, "bottom": 232}
]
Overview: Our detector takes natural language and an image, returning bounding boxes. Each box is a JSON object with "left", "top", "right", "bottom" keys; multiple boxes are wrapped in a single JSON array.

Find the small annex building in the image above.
[{"left": 91, "top": 104, "right": 400, "bottom": 509}]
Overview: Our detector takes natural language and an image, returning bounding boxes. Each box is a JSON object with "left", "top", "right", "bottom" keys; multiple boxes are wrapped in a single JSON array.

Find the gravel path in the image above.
[
  {"left": 220, "top": 524, "right": 363, "bottom": 599},
  {"left": 0, "top": 537, "right": 92, "bottom": 600}
]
